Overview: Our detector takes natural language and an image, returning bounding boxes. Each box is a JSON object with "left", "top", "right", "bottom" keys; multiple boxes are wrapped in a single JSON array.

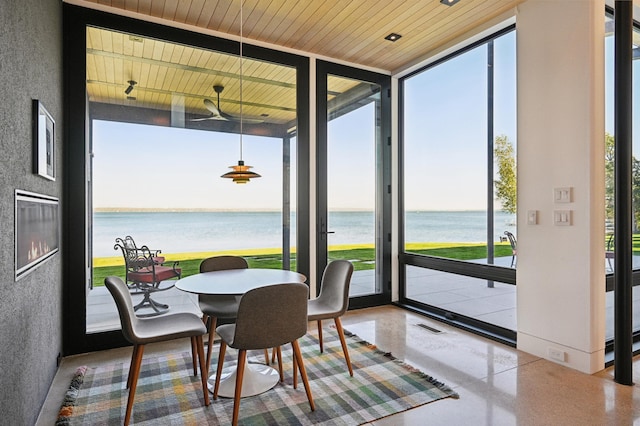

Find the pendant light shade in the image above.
[
  {"left": 222, "top": 0, "right": 261, "bottom": 184},
  {"left": 221, "top": 160, "right": 261, "bottom": 184}
]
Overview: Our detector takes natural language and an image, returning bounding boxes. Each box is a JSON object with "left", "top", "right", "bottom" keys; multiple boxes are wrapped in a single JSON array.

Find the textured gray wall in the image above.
[{"left": 0, "top": 0, "right": 64, "bottom": 424}]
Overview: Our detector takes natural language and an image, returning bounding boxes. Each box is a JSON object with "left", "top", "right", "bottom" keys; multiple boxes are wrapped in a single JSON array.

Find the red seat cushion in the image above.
[{"left": 128, "top": 266, "right": 181, "bottom": 283}]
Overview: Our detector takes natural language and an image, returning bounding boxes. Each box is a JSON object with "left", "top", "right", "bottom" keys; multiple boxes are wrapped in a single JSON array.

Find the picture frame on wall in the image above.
[{"left": 32, "top": 99, "right": 55, "bottom": 181}]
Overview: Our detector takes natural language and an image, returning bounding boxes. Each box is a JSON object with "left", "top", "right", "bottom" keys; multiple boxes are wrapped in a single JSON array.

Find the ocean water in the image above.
[{"left": 94, "top": 210, "right": 516, "bottom": 257}]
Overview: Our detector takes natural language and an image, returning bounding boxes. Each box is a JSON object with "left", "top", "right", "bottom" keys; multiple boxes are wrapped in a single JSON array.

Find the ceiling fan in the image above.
[{"left": 191, "top": 85, "right": 263, "bottom": 123}]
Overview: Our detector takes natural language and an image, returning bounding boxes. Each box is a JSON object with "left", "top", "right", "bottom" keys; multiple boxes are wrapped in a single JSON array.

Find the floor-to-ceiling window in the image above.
[
  {"left": 85, "top": 27, "right": 302, "bottom": 331},
  {"left": 399, "top": 26, "right": 517, "bottom": 342},
  {"left": 63, "top": 5, "right": 309, "bottom": 353}
]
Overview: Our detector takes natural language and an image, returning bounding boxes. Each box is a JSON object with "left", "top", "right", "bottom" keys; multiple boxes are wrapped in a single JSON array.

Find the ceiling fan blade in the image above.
[
  {"left": 219, "top": 110, "right": 264, "bottom": 124},
  {"left": 189, "top": 116, "right": 217, "bottom": 122},
  {"left": 203, "top": 98, "right": 227, "bottom": 120}
]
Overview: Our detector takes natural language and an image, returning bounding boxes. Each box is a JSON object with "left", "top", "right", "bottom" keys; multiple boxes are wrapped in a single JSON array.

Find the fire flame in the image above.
[{"left": 27, "top": 240, "right": 51, "bottom": 261}]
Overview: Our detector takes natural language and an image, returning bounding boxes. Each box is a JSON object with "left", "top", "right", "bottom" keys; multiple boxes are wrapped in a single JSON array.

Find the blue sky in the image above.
[
  {"left": 92, "top": 121, "right": 294, "bottom": 210},
  {"left": 403, "top": 32, "right": 516, "bottom": 211}
]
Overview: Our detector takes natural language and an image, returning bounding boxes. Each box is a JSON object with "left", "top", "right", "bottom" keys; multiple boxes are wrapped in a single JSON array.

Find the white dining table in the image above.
[{"left": 175, "top": 268, "right": 306, "bottom": 398}]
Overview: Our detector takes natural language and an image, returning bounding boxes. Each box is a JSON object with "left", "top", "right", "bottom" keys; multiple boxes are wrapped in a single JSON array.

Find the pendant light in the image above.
[{"left": 221, "top": 0, "right": 261, "bottom": 184}]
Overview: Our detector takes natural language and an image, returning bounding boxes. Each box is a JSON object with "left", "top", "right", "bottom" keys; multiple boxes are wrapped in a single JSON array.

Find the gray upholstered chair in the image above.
[
  {"left": 213, "top": 283, "right": 315, "bottom": 426},
  {"left": 306, "top": 260, "right": 354, "bottom": 377},
  {"left": 104, "top": 276, "right": 210, "bottom": 426},
  {"left": 198, "top": 255, "right": 269, "bottom": 369}
]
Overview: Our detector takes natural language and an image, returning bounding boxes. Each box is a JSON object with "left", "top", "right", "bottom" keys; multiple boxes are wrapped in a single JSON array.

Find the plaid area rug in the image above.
[{"left": 56, "top": 330, "right": 458, "bottom": 425}]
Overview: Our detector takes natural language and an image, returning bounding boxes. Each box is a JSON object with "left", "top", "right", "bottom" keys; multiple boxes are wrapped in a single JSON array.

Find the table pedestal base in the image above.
[{"left": 209, "top": 361, "right": 280, "bottom": 398}]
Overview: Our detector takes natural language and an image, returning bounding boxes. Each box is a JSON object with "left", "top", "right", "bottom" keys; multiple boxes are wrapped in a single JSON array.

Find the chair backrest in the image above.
[
  {"left": 200, "top": 255, "right": 248, "bottom": 273},
  {"left": 504, "top": 231, "right": 517, "bottom": 251},
  {"left": 317, "top": 260, "right": 354, "bottom": 316},
  {"left": 104, "top": 276, "right": 140, "bottom": 344},
  {"left": 231, "top": 283, "right": 309, "bottom": 350}
]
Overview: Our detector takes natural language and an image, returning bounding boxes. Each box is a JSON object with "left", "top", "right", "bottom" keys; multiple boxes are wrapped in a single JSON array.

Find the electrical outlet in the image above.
[{"left": 548, "top": 347, "right": 566, "bottom": 362}]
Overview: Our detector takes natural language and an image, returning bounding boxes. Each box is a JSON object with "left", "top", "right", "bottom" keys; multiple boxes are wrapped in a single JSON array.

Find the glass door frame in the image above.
[{"left": 315, "top": 60, "right": 391, "bottom": 308}]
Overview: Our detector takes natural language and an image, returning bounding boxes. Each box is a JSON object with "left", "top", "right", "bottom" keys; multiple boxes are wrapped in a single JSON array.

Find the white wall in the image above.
[{"left": 516, "top": 0, "right": 606, "bottom": 373}]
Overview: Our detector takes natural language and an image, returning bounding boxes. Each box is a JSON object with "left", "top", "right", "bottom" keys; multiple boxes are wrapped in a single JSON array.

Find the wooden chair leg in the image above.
[
  {"left": 334, "top": 317, "right": 353, "bottom": 376},
  {"left": 213, "top": 341, "right": 227, "bottom": 400},
  {"left": 206, "top": 317, "right": 218, "bottom": 374},
  {"left": 190, "top": 337, "right": 198, "bottom": 376},
  {"left": 195, "top": 335, "right": 210, "bottom": 406},
  {"left": 276, "top": 346, "right": 284, "bottom": 382},
  {"left": 264, "top": 349, "right": 270, "bottom": 365},
  {"left": 317, "top": 320, "right": 324, "bottom": 352},
  {"left": 292, "top": 349, "right": 297, "bottom": 389},
  {"left": 232, "top": 350, "right": 247, "bottom": 426},
  {"left": 271, "top": 347, "right": 277, "bottom": 363},
  {"left": 125, "top": 344, "right": 145, "bottom": 426},
  {"left": 292, "top": 340, "right": 315, "bottom": 411},
  {"left": 126, "top": 345, "right": 140, "bottom": 389}
]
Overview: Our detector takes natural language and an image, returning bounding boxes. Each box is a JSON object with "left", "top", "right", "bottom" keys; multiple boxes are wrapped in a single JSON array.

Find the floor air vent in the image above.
[{"left": 415, "top": 323, "right": 443, "bottom": 334}]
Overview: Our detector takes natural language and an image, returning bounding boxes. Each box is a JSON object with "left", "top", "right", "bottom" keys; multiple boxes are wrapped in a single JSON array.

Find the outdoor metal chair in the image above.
[
  {"left": 114, "top": 237, "right": 181, "bottom": 317},
  {"left": 504, "top": 231, "right": 517, "bottom": 268},
  {"left": 606, "top": 233, "right": 615, "bottom": 271}
]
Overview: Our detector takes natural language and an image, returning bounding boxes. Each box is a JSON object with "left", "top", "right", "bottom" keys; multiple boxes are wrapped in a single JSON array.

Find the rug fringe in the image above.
[
  {"left": 343, "top": 328, "right": 460, "bottom": 399},
  {"left": 55, "top": 366, "right": 87, "bottom": 425}
]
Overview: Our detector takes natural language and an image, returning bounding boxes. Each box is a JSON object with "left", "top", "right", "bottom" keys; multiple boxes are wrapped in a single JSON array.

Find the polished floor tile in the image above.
[{"left": 38, "top": 305, "right": 640, "bottom": 425}]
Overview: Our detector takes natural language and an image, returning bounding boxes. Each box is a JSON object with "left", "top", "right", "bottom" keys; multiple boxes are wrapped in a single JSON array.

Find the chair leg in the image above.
[
  {"left": 276, "top": 346, "right": 284, "bottom": 382},
  {"left": 293, "top": 349, "right": 297, "bottom": 389},
  {"left": 206, "top": 317, "right": 218, "bottom": 374},
  {"left": 190, "top": 337, "right": 198, "bottom": 376},
  {"left": 292, "top": 340, "right": 315, "bottom": 411},
  {"left": 334, "top": 317, "right": 353, "bottom": 377},
  {"left": 125, "top": 344, "right": 145, "bottom": 426},
  {"left": 213, "top": 341, "right": 227, "bottom": 400},
  {"left": 232, "top": 350, "right": 247, "bottom": 426},
  {"left": 126, "top": 345, "right": 141, "bottom": 389},
  {"left": 317, "top": 320, "right": 324, "bottom": 352},
  {"left": 195, "top": 335, "right": 210, "bottom": 406},
  {"left": 264, "top": 349, "right": 270, "bottom": 365}
]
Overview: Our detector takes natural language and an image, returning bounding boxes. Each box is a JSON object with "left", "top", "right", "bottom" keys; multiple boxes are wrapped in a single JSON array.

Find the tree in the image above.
[
  {"left": 604, "top": 132, "right": 640, "bottom": 232},
  {"left": 494, "top": 135, "right": 517, "bottom": 214},
  {"left": 605, "top": 133, "right": 614, "bottom": 223}
]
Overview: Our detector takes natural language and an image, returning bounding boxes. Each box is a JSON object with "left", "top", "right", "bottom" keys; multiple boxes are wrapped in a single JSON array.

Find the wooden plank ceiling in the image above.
[{"left": 77, "top": 0, "right": 522, "bottom": 134}]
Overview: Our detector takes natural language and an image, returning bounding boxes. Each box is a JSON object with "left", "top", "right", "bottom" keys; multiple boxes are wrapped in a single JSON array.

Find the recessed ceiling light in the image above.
[
  {"left": 384, "top": 33, "right": 402, "bottom": 42},
  {"left": 440, "top": 0, "right": 461, "bottom": 6}
]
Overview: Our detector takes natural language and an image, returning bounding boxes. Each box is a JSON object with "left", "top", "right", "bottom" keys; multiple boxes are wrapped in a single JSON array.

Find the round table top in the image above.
[{"left": 175, "top": 268, "right": 307, "bottom": 295}]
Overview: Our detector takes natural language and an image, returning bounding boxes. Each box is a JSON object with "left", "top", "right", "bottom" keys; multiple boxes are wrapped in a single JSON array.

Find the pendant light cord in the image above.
[{"left": 239, "top": 0, "right": 244, "bottom": 161}]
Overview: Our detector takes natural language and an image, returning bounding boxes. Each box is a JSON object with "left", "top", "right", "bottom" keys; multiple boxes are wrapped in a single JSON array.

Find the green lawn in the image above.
[{"left": 92, "top": 242, "right": 514, "bottom": 287}]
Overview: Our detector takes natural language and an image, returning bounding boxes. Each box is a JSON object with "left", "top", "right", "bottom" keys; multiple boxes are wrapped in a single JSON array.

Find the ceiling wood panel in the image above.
[
  {"left": 78, "top": 0, "right": 519, "bottom": 134},
  {"left": 75, "top": 0, "right": 521, "bottom": 72}
]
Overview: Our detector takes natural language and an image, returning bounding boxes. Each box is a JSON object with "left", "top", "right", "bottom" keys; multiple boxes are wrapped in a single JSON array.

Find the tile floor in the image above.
[{"left": 37, "top": 305, "right": 640, "bottom": 425}]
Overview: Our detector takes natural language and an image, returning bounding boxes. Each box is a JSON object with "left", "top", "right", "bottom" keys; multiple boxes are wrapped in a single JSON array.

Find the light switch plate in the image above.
[
  {"left": 554, "top": 187, "right": 572, "bottom": 203},
  {"left": 527, "top": 210, "right": 538, "bottom": 225},
  {"left": 554, "top": 210, "right": 572, "bottom": 226}
]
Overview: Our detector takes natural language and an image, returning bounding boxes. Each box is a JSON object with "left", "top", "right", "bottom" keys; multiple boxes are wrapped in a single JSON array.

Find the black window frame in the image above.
[{"left": 62, "top": 3, "right": 310, "bottom": 355}]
